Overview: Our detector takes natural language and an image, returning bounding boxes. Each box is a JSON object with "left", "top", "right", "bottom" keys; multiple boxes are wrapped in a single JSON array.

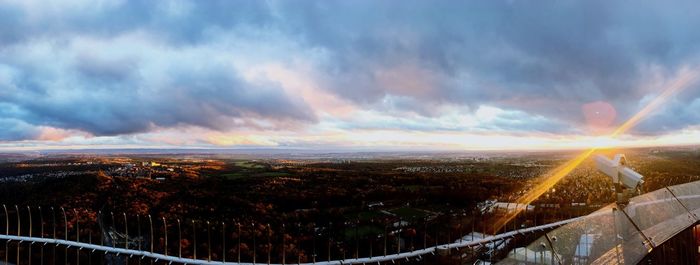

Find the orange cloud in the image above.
[{"left": 36, "top": 127, "right": 89, "bottom": 141}]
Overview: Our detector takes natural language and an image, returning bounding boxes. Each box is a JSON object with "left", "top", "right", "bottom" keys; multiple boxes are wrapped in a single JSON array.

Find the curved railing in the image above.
[
  {"left": 5, "top": 181, "right": 700, "bottom": 264},
  {"left": 0, "top": 216, "right": 578, "bottom": 265},
  {"left": 498, "top": 180, "right": 700, "bottom": 265}
]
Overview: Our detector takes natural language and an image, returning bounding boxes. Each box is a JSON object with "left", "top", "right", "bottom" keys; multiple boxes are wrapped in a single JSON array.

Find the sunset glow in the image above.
[
  {"left": 492, "top": 68, "right": 700, "bottom": 231},
  {"left": 0, "top": 1, "right": 699, "bottom": 152}
]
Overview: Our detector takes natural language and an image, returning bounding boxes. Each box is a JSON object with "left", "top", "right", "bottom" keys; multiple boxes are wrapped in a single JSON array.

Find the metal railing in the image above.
[
  {"left": 499, "top": 180, "right": 700, "bottom": 264},
  {"left": 0, "top": 216, "right": 578, "bottom": 264},
  {"left": 6, "top": 181, "right": 700, "bottom": 265}
]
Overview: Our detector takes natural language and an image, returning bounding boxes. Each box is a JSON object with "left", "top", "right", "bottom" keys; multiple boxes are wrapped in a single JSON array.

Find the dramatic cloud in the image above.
[
  {"left": 1, "top": 0, "right": 700, "bottom": 148},
  {"left": 276, "top": 1, "right": 700, "bottom": 129},
  {"left": 0, "top": 24, "right": 316, "bottom": 139}
]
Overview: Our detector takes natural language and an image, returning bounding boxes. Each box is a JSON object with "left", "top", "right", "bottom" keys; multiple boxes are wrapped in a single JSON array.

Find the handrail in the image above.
[{"left": 0, "top": 216, "right": 580, "bottom": 265}]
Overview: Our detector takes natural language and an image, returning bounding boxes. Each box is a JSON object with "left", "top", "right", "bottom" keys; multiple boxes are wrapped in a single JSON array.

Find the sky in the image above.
[{"left": 1, "top": 1, "right": 700, "bottom": 151}]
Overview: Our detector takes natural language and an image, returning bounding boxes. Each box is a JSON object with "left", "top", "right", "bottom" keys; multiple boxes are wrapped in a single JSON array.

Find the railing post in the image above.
[
  {"left": 297, "top": 223, "right": 301, "bottom": 264},
  {"left": 27, "top": 206, "right": 32, "bottom": 237},
  {"left": 327, "top": 222, "right": 331, "bottom": 262},
  {"left": 355, "top": 219, "right": 359, "bottom": 259},
  {"left": 3, "top": 204, "right": 8, "bottom": 265},
  {"left": 27, "top": 206, "right": 32, "bottom": 265},
  {"left": 15, "top": 205, "right": 19, "bottom": 265},
  {"left": 74, "top": 209, "right": 79, "bottom": 265},
  {"left": 369, "top": 221, "right": 373, "bottom": 259},
  {"left": 15, "top": 205, "right": 20, "bottom": 237},
  {"left": 222, "top": 221, "right": 226, "bottom": 262},
  {"left": 88, "top": 231, "right": 92, "bottom": 265},
  {"left": 73, "top": 209, "right": 79, "bottom": 242},
  {"left": 207, "top": 221, "right": 211, "bottom": 262},
  {"left": 192, "top": 220, "right": 197, "bottom": 260},
  {"left": 39, "top": 207, "right": 44, "bottom": 238},
  {"left": 61, "top": 207, "right": 67, "bottom": 265},
  {"left": 137, "top": 214, "right": 142, "bottom": 252},
  {"left": 396, "top": 218, "right": 400, "bottom": 255},
  {"left": 237, "top": 222, "right": 241, "bottom": 263},
  {"left": 163, "top": 217, "right": 168, "bottom": 256},
  {"left": 177, "top": 219, "right": 182, "bottom": 258},
  {"left": 149, "top": 214, "right": 154, "bottom": 265},
  {"left": 51, "top": 207, "right": 56, "bottom": 264},
  {"left": 423, "top": 217, "right": 427, "bottom": 250},
  {"left": 148, "top": 215, "right": 154, "bottom": 253},
  {"left": 311, "top": 223, "right": 316, "bottom": 263},
  {"left": 2, "top": 205, "right": 7, "bottom": 235},
  {"left": 39, "top": 206, "right": 44, "bottom": 265},
  {"left": 383, "top": 223, "right": 387, "bottom": 257},
  {"left": 124, "top": 213, "right": 129, "bottom": 249},
  {"left": 97, "top": 211, "right": 102, "bottom": 246}
]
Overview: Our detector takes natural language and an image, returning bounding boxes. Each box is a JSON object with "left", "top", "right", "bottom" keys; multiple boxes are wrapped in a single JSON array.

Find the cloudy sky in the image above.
[{"left": 1, "top": 0, "right": 700, "bottom": 151}]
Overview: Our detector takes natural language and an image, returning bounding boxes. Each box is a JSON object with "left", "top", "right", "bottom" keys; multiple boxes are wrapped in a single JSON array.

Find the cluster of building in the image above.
[
  {"left": 0, "top": 171, "right": 95, "bottom": 183},
  {"left": 495, "top": 162, "right": 619, "bottom": 213},
  {"left": 108, "top": 161, "right": 180, "bottom": 180},
  {"left": 394, "top": 166, "right": 469, "bottom": 173}
]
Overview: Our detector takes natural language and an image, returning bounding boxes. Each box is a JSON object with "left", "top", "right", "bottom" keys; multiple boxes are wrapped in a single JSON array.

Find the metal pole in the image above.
[
  {"left": 396, "top": 218, "right": 400, "bottom": 255},
  {"left": 149, "top": 214, "right": 154, "bottom": 265},
  {"left": 2, "top": 205, "right": 6, "bottom": 234},
  {"left": 51, "top": 207, "right": 56, "bottom": 264},
  {"left": 177, "top": 219, "right": 182, "bottom": 258},
  {"left": 267, "top": 224, "right": 271, "bottom": 265},
  {"left": 327, "top": 222, "right": 331, "bottom": 262},
  {"left": 124, "top": 213, "right": 129, "bottom": 249},
  {"left": 383, "top": 223, "right": 387, "bottom": 257},
  {"left": 74, "top": 209, "right": 80, "bottom": 265},
  {"left": 3, "top": 205, "right": 7, "bottom": 265},
  {"left": 88, "top": 232, "right": 92, "bottom": 265},
  {"left": 192, "top": 220, "right": 197, "bottom": 260},
  {"left": 38, "top": 207, "right": 44, "bottom": 237},
  {"left": 148, "top": 215, "right": 154, "bottom": 253},
  {"left": 137, "top": 215, "right": 142, "bottom": 251},
  {"left": 163, "top": 217, "right": 168, "bottom": 256},
  {"left": 423, "top": 217, "right": 427, "bottom": 249},
  {"left": 297, "top": 223, "right": 301, "bottom": 264},
  {"left": 73, "top": 209, "right": 79, "bottom": 242},
  {"left": 61, "top": 207, "right": 67, "bottom": 265},
  {"left": 15, "top": 206, "right": 20, "bottom": 236},
  {"left": 97, "top": 211, "right": 102, "bottom": 246},
  {"left": 459, "top": 217, "right": 463, "bottom": 245},
  {"left": 39, "top": 206, "right": 44, "bottom": 265},
  {"left": 237, "top": 222, "right": 241, "bottom": 263},
  {"left": 15, "top": 205, "right": 19, "bottom": 265},
  {"left": 207, "top": 221, "right": 211, "bottom": 262},
  {"left": 27, "top": 206, "right": 32, "bottom": 265},
  {"left": 253, "top": 222, "right": 257, "bottom": 264},
  {"left": 137, "top": 215, "right": 141, "bottom": 265},
  {"left": 222, "top": 222, "right": 226, "bottom": 262},
  {"left": 369, "top": 228, "right": 373, "bottom": 258}
]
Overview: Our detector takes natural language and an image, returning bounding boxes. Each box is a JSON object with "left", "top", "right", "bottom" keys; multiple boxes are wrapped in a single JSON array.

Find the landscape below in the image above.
[{"left": 0, "top": 146, "right": 699, "bottom": 263}]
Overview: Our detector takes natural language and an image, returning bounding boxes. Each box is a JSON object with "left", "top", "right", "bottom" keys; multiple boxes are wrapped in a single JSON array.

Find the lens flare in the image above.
[
  {"left": 491, "top": 69, "right": 700, "bottom": 233},
  {"left": 612, "top": 69, "right": 700, "bottom": 137}
]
